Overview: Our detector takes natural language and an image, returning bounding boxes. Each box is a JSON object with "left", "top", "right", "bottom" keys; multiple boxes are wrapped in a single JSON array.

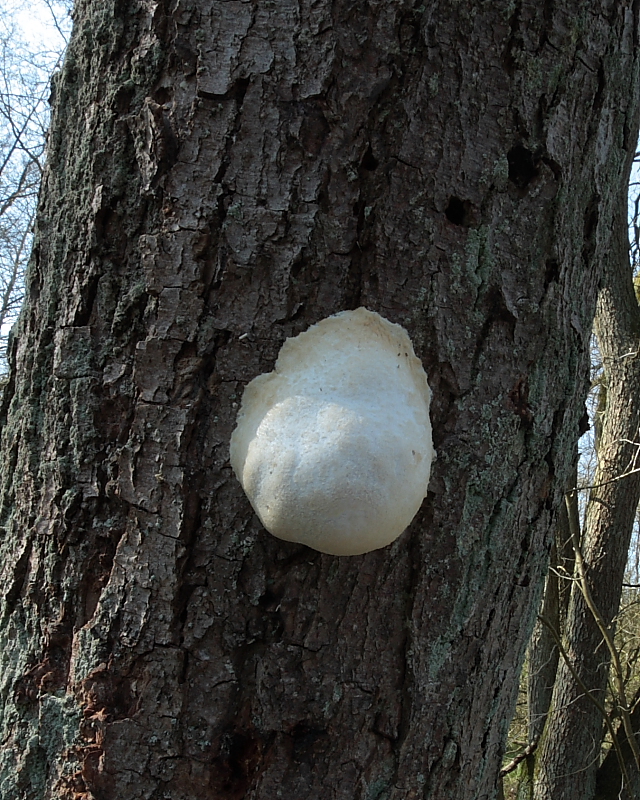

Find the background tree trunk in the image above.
[
  {"left": 595, "top": 691, "right": 640, "bottom": 800},
  {"left": 533, "top": 179, "right": 640, "bottom": 800},
  {"left": 516, "top": 498, "right": 575, "bottom": 800},
  {"left": 0, "top": 2, "right": 638, "bottom": 799}
]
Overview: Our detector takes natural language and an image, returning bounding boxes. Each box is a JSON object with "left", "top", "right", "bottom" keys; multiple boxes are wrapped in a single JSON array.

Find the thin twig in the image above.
[
  {"left": 575, "top": 464, "right": 640, "bottom": 492},
  {"left": 499, "top": 740, "right": 538, "bottom": 777}
]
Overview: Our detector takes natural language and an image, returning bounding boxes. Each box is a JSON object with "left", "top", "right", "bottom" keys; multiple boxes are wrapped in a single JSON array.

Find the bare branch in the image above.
[{"left": 499, "top": 740, "right": 538, "bottom": 778}]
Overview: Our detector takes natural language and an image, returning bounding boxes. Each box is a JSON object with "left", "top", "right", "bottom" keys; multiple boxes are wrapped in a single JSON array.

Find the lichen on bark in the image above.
[{"left": 0, "top": 1, "right": 638, "bottom": 799}]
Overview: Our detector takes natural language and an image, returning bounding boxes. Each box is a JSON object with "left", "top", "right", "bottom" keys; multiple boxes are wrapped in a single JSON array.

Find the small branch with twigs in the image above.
[{"left": 499, "top": 740, "right": 538, "bottom": 777}]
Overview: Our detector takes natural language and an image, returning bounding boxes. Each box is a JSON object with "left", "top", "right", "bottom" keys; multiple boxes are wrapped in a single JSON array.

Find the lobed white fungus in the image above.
[{"left": 229, "top": 307, "right": 433, "bottom": 556}]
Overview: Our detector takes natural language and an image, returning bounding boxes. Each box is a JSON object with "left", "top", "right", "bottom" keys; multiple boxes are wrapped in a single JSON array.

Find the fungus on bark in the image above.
[{"left": 230, "top": 308, "right": 433, "bottom": 555}]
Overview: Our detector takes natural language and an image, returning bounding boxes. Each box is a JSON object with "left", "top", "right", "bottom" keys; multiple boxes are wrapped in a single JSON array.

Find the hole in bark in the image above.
[
  {"left": 544, "top": 259, "right": 560, "bottom": 286},
  {"left": 153, "top": 86, "right": 172, "bottom": 105},
  {"left": 290, "top": 254, "right": 304, "bottom": 279},
  {"left": 445, "top": 196, "right": 465, "bottom": 225},
  {"left": 445, "top": 196, "right": 475, "bottom": 227},
  {"left": 507, "top": 144, "right": 538, "bottom": 189},
  {"left": 361, "top": 145, "right": 379, "bottom": 171}
]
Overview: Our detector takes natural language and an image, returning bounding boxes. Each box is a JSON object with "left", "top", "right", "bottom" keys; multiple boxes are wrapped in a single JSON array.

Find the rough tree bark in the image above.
[
  {"left": 515, "top": 496, "right": 575, "bottom": 800},
  {"left": 0, "top": 2, "right": 638, "bottom": 799}
]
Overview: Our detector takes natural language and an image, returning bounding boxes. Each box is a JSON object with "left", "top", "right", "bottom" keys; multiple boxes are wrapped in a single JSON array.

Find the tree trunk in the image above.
[
  {"left": 0, "top": 2, "right": 638, "bottom": 799},
  {"left": 595, "top": 690, "right": 640, "bottom": 800},
  {"left": 516, "top": 477, "right": 576, "bottom": 799},
  {"left": 529, "top": 498, "right": 576, "bottom": 737},
  {"left": 533, "top": 166, "right": 640, "bottom": 797}
]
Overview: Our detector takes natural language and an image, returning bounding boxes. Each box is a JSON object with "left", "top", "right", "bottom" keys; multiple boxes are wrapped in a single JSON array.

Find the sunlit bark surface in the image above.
[{"left": 0, "top": 1, "right": 638, "bottom": 798}]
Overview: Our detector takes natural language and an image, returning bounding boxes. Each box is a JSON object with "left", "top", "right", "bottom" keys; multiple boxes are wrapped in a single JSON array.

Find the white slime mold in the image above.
[{"left": 229, "top": 308, "right": 433, "bottom": 556}]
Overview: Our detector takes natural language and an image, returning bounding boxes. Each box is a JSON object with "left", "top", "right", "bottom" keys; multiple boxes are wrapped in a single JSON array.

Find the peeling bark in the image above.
[{"left": 0, "top": 2, "right": 638, "bottom": 799}]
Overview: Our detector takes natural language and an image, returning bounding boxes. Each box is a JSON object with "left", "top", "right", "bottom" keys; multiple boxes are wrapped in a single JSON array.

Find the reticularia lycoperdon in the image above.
[{"left": 229, "top": 308, "right": 433, "bottom": 556}]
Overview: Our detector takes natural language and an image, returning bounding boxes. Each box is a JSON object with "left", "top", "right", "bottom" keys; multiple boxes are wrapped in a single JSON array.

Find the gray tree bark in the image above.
[
  {"left": 0, "top": 2, "right": 638, "bottom": 799},
  {"left": 516, "top": 481, "right": 576, "bottom": 799}
]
